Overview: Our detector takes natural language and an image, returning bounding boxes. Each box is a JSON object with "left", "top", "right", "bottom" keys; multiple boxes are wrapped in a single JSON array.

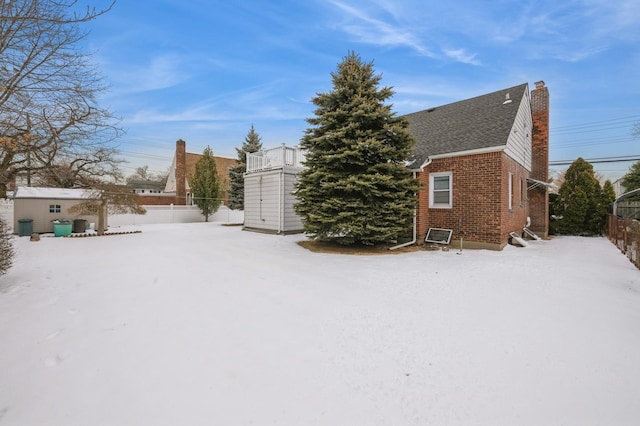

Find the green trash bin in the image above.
[
  {"left": 53, "top": 220, "right": 72, "bottom": 237},
  {"left": 18, "top": 219, "right": 33, "bottom": 237}
]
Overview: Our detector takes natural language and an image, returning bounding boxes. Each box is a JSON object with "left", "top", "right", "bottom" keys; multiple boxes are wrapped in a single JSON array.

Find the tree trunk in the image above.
[{"left": 97, "top": 198, "right": 107, "bottom": 235}]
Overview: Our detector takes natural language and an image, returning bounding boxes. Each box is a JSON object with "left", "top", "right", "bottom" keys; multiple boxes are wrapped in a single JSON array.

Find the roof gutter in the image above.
[
  {"left": 427, "top": 145, "right": 506, "bottom": 161},
  {"left": 420, "top": 157, "right": 432, "bottom": 171}
]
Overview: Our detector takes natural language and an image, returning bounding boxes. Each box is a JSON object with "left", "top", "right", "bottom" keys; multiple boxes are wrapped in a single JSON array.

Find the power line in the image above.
[
  {"left": 551, "top": 123, "right": 637, "bottom": 136},
  {"left": 550, "top": 155, "right": 640, "bottom": 166},
  {"left": 119, "top": 150, "right": 173, "bottom": 161},
  {"left": 550, "top": 115, "right": 640, "bottom": 132},
  {"left": 553, "top": 136, "right": 635, "bottom": 148}
]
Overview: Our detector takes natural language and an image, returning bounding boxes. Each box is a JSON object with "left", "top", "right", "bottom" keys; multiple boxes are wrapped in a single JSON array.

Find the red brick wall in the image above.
[
  {"left": 417, "top": 152, "right": 529, "bottom": 249},
  {"left": 530, "top": 82, "right": 550, "bottom": 236},
  {"left": 175, "top": 139, "right": 187, "bottom": 205},
  {"left": 137, "top": 195, "right": 179, "bottom": 205},
  {"left": 500, "top": 154, "right": 530, "bottom": 239}
]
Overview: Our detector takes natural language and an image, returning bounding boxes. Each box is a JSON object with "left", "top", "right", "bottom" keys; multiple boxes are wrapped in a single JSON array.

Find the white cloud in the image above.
[
  {"left": 442, "top": 48, "right": 481, "bottom": 66},
  {"left": 126, "top": 54, "right": 192, "bottom": 93},
  {"left": 124, "top": 81, "right": 309, "bottom": 126},
  {"left": 580, "top": 0, "right": 640, "bottom": 41},
  {"left": 328, "top": 1, "right": 435, "bottom": 58}
]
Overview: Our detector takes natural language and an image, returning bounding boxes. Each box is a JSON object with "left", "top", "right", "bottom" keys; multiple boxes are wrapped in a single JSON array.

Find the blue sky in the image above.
[{"left": 84, "top": 0, "right": 640, "bottom": 182}]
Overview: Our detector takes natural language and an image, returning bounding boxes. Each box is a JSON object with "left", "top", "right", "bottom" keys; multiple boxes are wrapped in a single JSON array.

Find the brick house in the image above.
[
  {"left": 405, "top": 81, "right": 550, "bottom": 250},
  {"left": 161, "top": 139, "right": 238, "bottom": 206}
]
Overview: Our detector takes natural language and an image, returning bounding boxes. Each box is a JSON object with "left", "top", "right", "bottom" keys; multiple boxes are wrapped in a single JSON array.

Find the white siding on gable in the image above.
[
  {"left": 164, "top": 155, "right": 178, "bottom": 193},
  {"left": 504, "top": 89, "right": 533, "bottom": 171}
]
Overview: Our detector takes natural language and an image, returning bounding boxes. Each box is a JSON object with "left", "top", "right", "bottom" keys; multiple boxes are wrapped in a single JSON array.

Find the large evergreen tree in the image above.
[
  {"left": 621, "top": 161, "right": 640, "bottom": 193},
  {"left": 294, "top": 52, "right": 419, "bottom": 246},
  {"left": 228, "top": 125, "right": 263, "bottom": 210},
  {"left": 552, "top": 157, "right": 609, "bottom": 235},
  {"left": 600, "top": 179, "right": 616, "bottom": 215},
  {"left": 190, "top": 146, "right": 221, "bottom": 222}
]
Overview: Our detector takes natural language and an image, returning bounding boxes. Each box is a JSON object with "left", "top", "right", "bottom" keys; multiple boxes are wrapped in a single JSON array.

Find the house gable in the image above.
[
  {"left": 406, "top": 83, "right": 543, "bottom": 250},
  {"left": 164, "top": 141, "right": 238, "bottom": 204},
  {"left": 165, "top": 153, "right": 236, "bottom": 193},
  {"left": 503, "top": 88, "right": 533, "bottom": 171},
  {"left": 405, "top": 83, "right": 529, "bottom": 169}
]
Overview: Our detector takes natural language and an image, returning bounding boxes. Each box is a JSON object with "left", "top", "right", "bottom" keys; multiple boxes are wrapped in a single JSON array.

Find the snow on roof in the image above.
[{"left": 14, "top": 187, "right": 100, "bottom": 200}]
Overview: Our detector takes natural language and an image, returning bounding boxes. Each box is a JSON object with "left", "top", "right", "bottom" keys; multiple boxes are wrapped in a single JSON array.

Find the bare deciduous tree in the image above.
[
  {"left": 0, "top": 0, "right": 121, "bottom": 197},
  {"left": 126, "top": 165, "right": 169, "bottom": 185},
  {"left": 34, "top": 146, "right": 124, "bottom": 188},
  {"left": 69, "top": 181, "right": 146, "bottom": 236}
]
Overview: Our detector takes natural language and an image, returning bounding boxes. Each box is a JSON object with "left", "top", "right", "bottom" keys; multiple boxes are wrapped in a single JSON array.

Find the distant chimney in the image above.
[
  {"left": 529, "top": 81, "right": 549, "bottom": 237},
  {"left": 175, "top": 139, "right": 186, "bottom": 205}
]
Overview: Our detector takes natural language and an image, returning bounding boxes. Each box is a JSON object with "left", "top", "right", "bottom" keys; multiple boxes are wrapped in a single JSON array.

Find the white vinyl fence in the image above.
[
  {"left": 0, "top": 199, "right": 14, "bottom": 232},
  {"left": 0, "top": 200, "right": 243, "bottom": 230},
  {"left": 109, "top": 205, "right": 244, "bottom": 227}
]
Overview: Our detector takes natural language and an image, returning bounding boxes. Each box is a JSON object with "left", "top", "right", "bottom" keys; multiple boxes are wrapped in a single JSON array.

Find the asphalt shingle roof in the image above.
[{"left": 404, "top": 83, "right": 529, "bottom": 168}]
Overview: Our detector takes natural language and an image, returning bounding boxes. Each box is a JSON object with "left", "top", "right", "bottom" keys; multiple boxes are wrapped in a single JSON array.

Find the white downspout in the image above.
[
  {"left": 389, "top": 158, "right": 432, "bottom": 251},
  {"left": 389, "top": 202, "right": 417, "bottom": 250}
]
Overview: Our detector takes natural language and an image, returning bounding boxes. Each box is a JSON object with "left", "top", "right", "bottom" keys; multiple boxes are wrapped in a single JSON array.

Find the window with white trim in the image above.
[
  {"left": 430, "top": 172, "right": 452, "bottom": 208},
  {"left": 508, "top": 173, "right": 514, "bottom": 211},
  {"left": 49, "top": 204, "right": 61, "bottom": 213}
]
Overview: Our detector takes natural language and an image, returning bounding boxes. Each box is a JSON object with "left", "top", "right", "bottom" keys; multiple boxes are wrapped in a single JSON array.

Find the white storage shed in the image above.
[
  {"left": 13, "top": 187, "right": 102, "bottom": 234},
  {"left": 243, "top": 145, "right": 305, "bottom": 234}
]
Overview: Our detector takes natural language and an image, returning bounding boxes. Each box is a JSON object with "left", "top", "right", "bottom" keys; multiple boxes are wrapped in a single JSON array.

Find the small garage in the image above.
[{"left": 13, "top": 187, "right": 102, "bottom": 234}]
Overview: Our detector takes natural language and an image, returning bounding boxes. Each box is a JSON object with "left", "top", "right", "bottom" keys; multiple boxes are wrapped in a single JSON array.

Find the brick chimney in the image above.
[
  {"left": 175, "top": 139, "right": 187, "bottom": 205},
  {"left": 529, "top": 81, "right": 549, "bottom": 237}
]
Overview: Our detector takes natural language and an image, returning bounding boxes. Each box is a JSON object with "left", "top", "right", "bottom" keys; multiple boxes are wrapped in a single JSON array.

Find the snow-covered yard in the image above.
[{"left": 1, "top": 223, "right": 639, "bottom": 425}]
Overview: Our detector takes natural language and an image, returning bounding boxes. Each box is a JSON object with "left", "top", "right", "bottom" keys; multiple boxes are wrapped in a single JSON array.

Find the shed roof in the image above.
[
  {"left": 14, "top": 187, "right": 100, "bottom": 200},
  {"left": 405, "top": 83, "right": 529, "bottom": 168}
]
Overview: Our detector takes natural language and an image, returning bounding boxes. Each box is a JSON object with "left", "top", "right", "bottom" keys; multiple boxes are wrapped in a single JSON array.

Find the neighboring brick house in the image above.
[
  {"left": 405, "top": 81, "right": 550, "bottom": 250},
  {"left": 163, "top": 139, "right": 238, "bottom": 206}
]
